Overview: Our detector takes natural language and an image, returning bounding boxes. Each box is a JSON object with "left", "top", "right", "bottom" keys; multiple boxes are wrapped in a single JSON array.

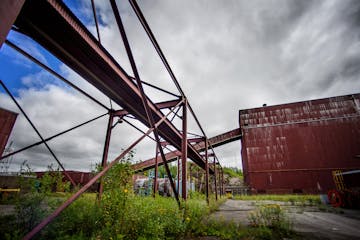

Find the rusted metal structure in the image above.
[
  {"left": 240, "top": 94, "right": 360, "bottom": 194},
  {"left": 0, "top": 108, "right": 17, "bottom": 157},
  {"left": 133, "top": 128, "right": 242, "bottom": 171},
  {"left": 0, "top": 1, "right": 224, "bottom": 238}
]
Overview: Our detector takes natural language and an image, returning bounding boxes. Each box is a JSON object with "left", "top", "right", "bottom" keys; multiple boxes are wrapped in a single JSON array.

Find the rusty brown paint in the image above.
[
  {"left": 240, "top": 94, "right": 360, "bottom": 194},
  {"left": 0, "top": 0, "right": 25, "bottom": 48},
  {"left": 133, "top": 128, "right": 241, "bottom": 172},
  {"left": 0, "top": 108, "right": 17, "bottom": 156}
]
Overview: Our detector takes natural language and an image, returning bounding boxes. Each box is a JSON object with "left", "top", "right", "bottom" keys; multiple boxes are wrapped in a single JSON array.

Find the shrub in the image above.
[{"left": 248, "top": 204, "right": 293, "bottom": 238}]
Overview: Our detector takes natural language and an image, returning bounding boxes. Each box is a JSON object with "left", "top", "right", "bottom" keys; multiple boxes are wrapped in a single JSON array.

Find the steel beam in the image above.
[
  {"left": 181, "top": 100, "right": 188, "bottom": 200},
  {"left": 14, "top": 0, "right": 207, "bottom": 171},
  {"left": 205, "top": 139, "right": 209, "bottom": 205},
  {"left": 153, "top": 143, "right": 159, "bottom": 197},
  {"left": 114, "top": 99, "right": 181, "bottom": 117},
  {"left": 133, "top": 128, "right": 241, "bottom": 172},
  {"left": 97, "top": 111, "right": 114, "bottom": 201},
  {"left": 214, "top": 157, "right": 217, "bottom": 201}
]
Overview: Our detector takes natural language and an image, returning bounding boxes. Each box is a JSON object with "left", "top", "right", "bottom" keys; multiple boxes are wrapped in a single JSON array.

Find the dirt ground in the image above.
[{"left": 209, "top": 199, "right": 360, "bottom": 239}]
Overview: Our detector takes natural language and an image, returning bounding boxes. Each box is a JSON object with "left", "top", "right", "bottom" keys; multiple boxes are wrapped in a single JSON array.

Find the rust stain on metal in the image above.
[
  {"left": 0, "top": 108, "right": 17, "bottom": 156},
  {"left": 240, "top": 94, "right": 360, "bottom": 194}
]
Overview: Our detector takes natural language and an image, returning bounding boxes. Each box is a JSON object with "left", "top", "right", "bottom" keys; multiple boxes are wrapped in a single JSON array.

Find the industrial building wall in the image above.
[
  {"left": 239, "top": 94, "right": 360, "bottom": 194},
  {"left": 0, "top": 108, "right": 17, "bottom": 156}
]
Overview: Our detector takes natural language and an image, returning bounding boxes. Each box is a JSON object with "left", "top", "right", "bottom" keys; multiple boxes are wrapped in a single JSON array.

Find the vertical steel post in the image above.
[
  {"left": 153, "top": 143, "right": 159, "bottom": 197},
  {"left": 177, "top": 157, "right": 180, "bottom": 194},
  {"left": 214, "top": 157, "right": 218, "bottom": 201},
  {"left": 221, "top": 169, "right": 224, "bottom": 195},
  {"left": 205, "top": 138, "right": 209, "bottom": 205},
  {"left": 181, "top": 99, "right": 188, "bottom": 200},
  {"left": 218, "top": 164, "right": 222, "bottom": 197},
  {"left": 189, "top": 163, "right": 192, "bottom": 195},
  {"left": 110, "top": 0, "right": 180, "bottom": 205},
  {"left": 97, "top": 111, "right": 114, "bottom": 201}
]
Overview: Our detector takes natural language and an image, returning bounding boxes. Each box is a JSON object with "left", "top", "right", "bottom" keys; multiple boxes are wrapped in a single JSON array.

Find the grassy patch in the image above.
[
  {"left": 0, "top": 161, "right": 311, "bottom": 239},
  {"left": 233, "top": 194, "right": 321, "bottom": 206}
]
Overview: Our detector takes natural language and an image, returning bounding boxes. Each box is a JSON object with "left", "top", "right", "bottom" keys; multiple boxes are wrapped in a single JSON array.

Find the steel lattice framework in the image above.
[{"left": 0, "top": 1, "right": 231, "bottom": 239}]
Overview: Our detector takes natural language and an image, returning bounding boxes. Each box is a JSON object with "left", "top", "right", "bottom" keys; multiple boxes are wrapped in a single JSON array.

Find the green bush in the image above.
[{"left": 248, "top": 204, "right": 293, "bottom": 238}]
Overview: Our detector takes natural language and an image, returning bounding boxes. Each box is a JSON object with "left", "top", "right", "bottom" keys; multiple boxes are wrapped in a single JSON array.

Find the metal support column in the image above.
[
  {"left": 221, "top": 169, "right": 224, "bottom": 195},
  {"left": 97, "top": 111, "right": 114, "bottom": 201},
  {"left": 218, "top": 164, "right": 222, "bottom": 197},
  {"left": 110, "top": 0, "right": 180, "bottom": 205},
  {"left": 181, "top": 99, "right": 188, "bottom": 200},
  {"left": 177, "top": 156, "right": 180, "bottom": 194},
  {"left": 153, "top": 143, "right": 159, "bottom": 197},
  {"left": 214, "top": 157, "right": 218, "bottom": 201},
  {"left": 205, "top": 138, "right": 209, "bottom": 205}
]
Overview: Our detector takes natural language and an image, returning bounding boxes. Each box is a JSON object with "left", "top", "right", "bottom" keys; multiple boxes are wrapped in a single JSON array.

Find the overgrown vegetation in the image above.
[
  {"left": 222, "top": 167, "right": 243, "bottom": 179},
  {"left": 0, "top": 159, "right": 307, "bottom": 239},
  {"left": 0, "top": 156, "right": 226, "bottom": 239}
]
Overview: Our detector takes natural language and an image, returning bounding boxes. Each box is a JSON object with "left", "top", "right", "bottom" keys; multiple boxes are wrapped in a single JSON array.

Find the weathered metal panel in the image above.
[
  {"left": 240, "top": 94, "right": 360, "bottom": 193},
  {"left": 0, "top": 108, "right": 17, "bottom": 156},
  {"left": 0, "top": 0, "right": 25, "bottom": 48}
]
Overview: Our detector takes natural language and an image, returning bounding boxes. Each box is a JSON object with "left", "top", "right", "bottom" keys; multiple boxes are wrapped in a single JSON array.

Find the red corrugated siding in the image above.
[
  {"left": 0, "top": 108, "right": 18, "bottom": 156},
  {"left": 240, "top": 94, "right": 360, "bottom": 194}
]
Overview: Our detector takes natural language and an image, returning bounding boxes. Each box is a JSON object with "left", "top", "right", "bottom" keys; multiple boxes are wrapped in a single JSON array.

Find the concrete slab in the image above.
[{"left": 210, "top": 199, "right": 360, "bottom": 239}]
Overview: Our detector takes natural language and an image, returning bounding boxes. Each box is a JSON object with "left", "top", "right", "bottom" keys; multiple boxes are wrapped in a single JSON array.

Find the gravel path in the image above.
[{"left": 209, "top": 199, "right": 360, "bottom": 239}]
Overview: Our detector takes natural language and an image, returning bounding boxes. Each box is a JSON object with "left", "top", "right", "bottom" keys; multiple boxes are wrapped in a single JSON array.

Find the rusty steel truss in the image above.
[{"left": 0, "top": 0, "right": 227, "bottom": 239}]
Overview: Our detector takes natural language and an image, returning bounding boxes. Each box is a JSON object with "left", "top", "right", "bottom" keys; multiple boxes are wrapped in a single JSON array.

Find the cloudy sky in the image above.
[{"left": 1, "top": 0, "right": 360, "bottom": 172}]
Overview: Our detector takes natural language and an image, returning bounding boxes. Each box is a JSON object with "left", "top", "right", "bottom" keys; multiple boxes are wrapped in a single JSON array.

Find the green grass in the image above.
[
  {"left": 233, "top": 194, "right": 321, "bottom": 206},
  {"left": 0, "top": 161, "right": 310, "bottom": 239},
  {"left": 0, "top": 192, "right": 302, "bottom": 240}
]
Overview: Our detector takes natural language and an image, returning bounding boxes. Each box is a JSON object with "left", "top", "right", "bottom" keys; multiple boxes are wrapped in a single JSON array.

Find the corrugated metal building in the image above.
[
  {"left": 0, "top": 108, "right": 17, "bottom": 156},
  {"left": 240, "top": 94, "right": 360, "bottom": 194}
]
